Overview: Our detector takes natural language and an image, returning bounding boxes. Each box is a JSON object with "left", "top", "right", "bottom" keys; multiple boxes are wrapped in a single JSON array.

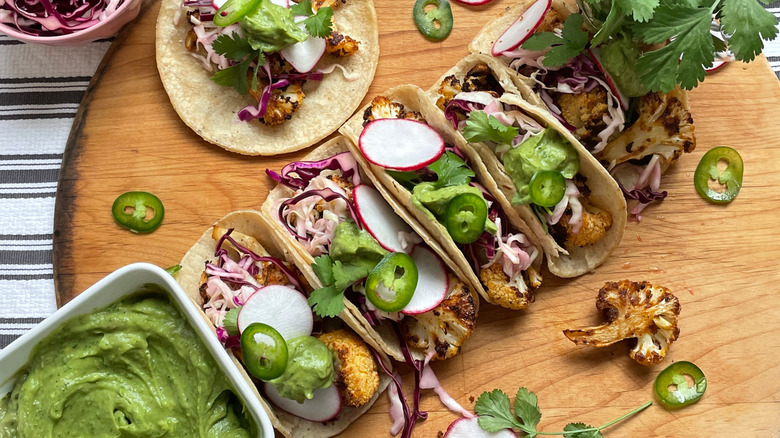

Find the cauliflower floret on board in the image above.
[
  {"left": 563, "top": 280, "right": 681, "bottom": 366},
  {"left": 317, "top": 329, "right": 379, "bottom": 407},
  {"left": 399, "top": 276, "right": 476, "bottom": 361}
]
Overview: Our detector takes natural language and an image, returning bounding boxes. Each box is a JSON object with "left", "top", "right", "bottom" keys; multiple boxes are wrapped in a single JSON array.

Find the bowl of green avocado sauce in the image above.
[{"left": 0, "top": 264, "right": 271, "bottom": 438}]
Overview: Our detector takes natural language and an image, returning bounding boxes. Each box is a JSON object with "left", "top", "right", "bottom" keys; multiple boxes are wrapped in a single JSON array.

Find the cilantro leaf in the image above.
[
  {"left": 387, "top": 170, "right": 426, "bottom": 191},
  {"left": 720, "top": 0, "right": 779, "bottom": 62},
  {"left": 563, "top": 423, "right": 604, "bottom": 438},
  {"left": 428, "top": 151, "right": 474, "bottom": 189},
  {"left": 463, "top": 110, "right": 519, "bottom": 146},
  {"left": 633, "top": 4, "right": 713, "bottom": 91},
  {"left": 475, "top": 389, "right": 525, "bottom": 433},
  {"left": 211, "top": 59, "right": 253, "bottom": 95},
  {"left": 307, "top": 285, "right": 344, "bottom": 317},
  {"left": 521, "top": 14, "right": 588, "bottom": 67},
  {"left": 331, "top": 260, "right": 370, "bottom": 291},
  {"left": 222, "top": 307, "right": 241, "bottom": 337},
  {"left": 290, "top": 0, "right": 313, "bottom": 16},
  {"left": 312, "top": 255, "right": 335, "bottom": 285},
  {"left": 302, "top": 6, "right": 333, "bottom": 38},
  {"left": 615, "top": 0, "right": 657, "bottom": 22},
  {"left": 588, "top": 1, "right": 625, "bottom": 46},
  {"left": 212, "top": 32, "right": 254, "bottom": 62},
  {"left": 521, "top": 32, "right": 564, "bottom": 51},
  {"left": 514, "top": 387, "right": 541, "bottom": 432}
]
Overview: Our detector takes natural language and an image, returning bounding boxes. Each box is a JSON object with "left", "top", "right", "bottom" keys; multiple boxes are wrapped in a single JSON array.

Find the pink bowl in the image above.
[{"left": 0, "top": 0, "right": 143, "bottom": 47}]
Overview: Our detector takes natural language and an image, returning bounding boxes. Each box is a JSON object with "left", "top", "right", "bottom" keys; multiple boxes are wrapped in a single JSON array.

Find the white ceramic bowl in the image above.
[{"left": 0, "top": 263, "right": 274, "bottom": 438}]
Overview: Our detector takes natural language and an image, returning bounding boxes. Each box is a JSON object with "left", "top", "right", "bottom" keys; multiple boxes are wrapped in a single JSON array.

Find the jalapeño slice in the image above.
[
  {"left": 444, "top": 192, "right": 488, "bottom": 244},
  {"left": 412, "top": 0, "right": 453, "bottom": 41},
  {"left": 654, "top": 361, "right": 707, "bottom": 408},
  {"left": 365, "top": 252, "right": 418, "bottom": 312},
  {"left": 694, "top": 146, "right": 743, "bottom": 204},
  {"left": 241, "top": 323, "right": 288, "bottom": 381},
  {"left": 529, "top": 170, "right": 566, "bottom": 208},
  {"left": 111, "top": 191, "right": 165, "bottom": 233},
  {"left": 213, "top": 0, "right": 262, "bottom": 27}
]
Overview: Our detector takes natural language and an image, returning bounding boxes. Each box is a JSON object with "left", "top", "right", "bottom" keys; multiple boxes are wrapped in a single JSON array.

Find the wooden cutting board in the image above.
[{"left": 53, "top": 0, "right": 780, "bottom": 435}]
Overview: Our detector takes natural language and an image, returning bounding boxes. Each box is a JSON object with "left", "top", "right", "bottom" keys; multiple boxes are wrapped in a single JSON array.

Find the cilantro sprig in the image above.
[
  {"left": 463, "top": 110, "right": 519, "bottom": 146},
  {"left": 388, "top": 151, "right": 475, "bottom": 191},
  {"left": 290, "top": 0, "right": 334, "bottom": 38},
  {"left": 475, "top": 386, "right": 652, "bottom": 437},
  {"left": 526, "top": 0, "right": 778, "bottom": 93},
  {"left": 211, "top": 32, "right": 266, "bottom": 95}
]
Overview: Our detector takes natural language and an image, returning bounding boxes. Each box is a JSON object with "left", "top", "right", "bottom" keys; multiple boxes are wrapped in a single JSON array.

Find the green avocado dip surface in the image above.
[
  {"left": 0, "top": 293, "right": 255, "bottom": 438},
  {"left": 267, "top": 336, "right": 336, "bottom": 403},
  {"left": 411, "top": 182, "right": 497, "bottom": 235},
  {"left": 241, "top": 0, "right": 308, "bottom": 52},
  {"left": 503, "top": 128, "right": 580, "bottom": 205}
]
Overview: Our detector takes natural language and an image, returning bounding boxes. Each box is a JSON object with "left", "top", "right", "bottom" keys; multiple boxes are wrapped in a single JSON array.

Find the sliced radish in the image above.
[
  {"left": 237, "top": 285, "right": 313, "bottom": 340},
  {"left": 263, "top": 382, "right": 342, "bottom": 422},
  {"left": 401, "top": 245, "right": 448, "bottom": 315},
  {"left": 359, "top": 119, "right": 445, "bottom": 171},
  {"left": 211, "top": 0, "right": 226, "bottom": 9},
  {"left": 444, "top": 417, "right": 517, "bottom": 438},
  {"left": 451, "top": 0, "right": 494, "bottom": 5},
  {"left": 588, "top": 48, "right": 628, "bottom": 111},
  {"left": 706, "top": 58, "right": 729, "bottom": 73},
  {"left": 280, "top": 21, "right": 326, "bottom": 73},
  {"left": 491, "top": 0, "right": 551, "bottom": 56},
  {"left": 453, "top": 91, "right": 499, "bottom": 107},
  {"left": 353, "top": 185, "right": 416, "bottom": 253}
]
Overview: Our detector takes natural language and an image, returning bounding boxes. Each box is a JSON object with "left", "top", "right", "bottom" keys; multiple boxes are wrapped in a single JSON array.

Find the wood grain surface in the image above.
[{"left": 53, "top": 0, "right": 780, "bottom": 435}]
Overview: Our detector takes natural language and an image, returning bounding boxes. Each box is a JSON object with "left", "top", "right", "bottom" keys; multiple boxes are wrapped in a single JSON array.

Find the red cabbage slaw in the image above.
[
  {"left": 611, "top": 154, "right": 667, "bottom": 221},
  {"left": 0, "top": 0, "right": 124, "bottom": 35},
  {"left": 503, "top": 49, "right": 626, "bottom": 153},
  {"left": 270, "top": 153, "right": 363, "bottom": 255},
  {"left": 201, "top": 228, "right": 302, "bottom": 342}
]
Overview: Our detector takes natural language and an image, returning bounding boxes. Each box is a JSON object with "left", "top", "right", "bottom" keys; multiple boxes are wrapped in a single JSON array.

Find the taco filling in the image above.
[
  {"left": 267, "top": 151, "right": 476, "bottom": 361},
  {"left": 179, "top": 0, "right": 360, "bottom": 125},
  {"left": 362, "top": 96, "right": 542, "bottom": 310},
  {"left": 197, "top": 225, "right": 381, "bottom": 415},
  {"left": 483, "top": 4, "right": 695, "bottom": 219}
]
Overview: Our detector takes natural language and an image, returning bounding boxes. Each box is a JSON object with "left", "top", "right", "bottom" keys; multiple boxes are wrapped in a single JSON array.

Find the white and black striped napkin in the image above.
[{"left": 1, "top": 6, "right": 780, "bottom": 348}]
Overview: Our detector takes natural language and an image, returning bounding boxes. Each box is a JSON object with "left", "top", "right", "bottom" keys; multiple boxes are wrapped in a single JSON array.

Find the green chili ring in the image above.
[
  {"left": 529, "top": 170, "right": 566, "bottom": 208},
  {"left": 413, "top": 0, "right": 453, "bottom": 41},
  {"left": 444, "top": 192, "right": 488, "bottom": 244},
  {"left": 213, "top": 0, "right": 262, "bottom": 27},
  {"left": 654, "top": 361, "right": 707, "bottom": 408},
  {"left": 111, "top": 191, "right": 165, "bottom": 233},
  {"left": 241, "top": 323, "right": 289, "bottom": 381},
  {"left": 693, "top": 146, "right": 743, "bottom": 204},
  {"left": 365, "top": 252, "right": 418, "bottom": 312}
]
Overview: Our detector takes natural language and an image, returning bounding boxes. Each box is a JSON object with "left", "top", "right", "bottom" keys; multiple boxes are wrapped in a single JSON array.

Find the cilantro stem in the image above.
[{"left": 533, "top": 401, "right": 653, "bottom": 436}]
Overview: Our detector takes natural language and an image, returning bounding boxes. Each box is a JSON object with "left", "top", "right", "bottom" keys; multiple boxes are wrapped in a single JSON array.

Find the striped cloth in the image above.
[{"left": 1, "top": 8, "right": 780, "bottom": 349}]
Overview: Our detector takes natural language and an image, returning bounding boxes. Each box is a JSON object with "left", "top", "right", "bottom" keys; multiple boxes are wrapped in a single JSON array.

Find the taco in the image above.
[
  {"left": 156, "top": 0, "right": 379, "bottom": 155},
  {"left": 261, "top": 136, "right": 479, "bottom": 364},
  {"left": 427, "top": 58, "right": 626, "bottom": 278},
  {"left": 339, "top": 84, "right": 547, "bottom": 308},
  {"left": 470, "top": 0, "right": 695, "bottom": 219},
  {"left": 176, "top": 210, "right": 390, "bottom": 437}
]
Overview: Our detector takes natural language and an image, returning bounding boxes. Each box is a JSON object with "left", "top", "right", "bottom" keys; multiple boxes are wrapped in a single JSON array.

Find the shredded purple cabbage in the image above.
[
  {"left": 213, "top": 228, "right": 304, "bottom": 292},
  {"left": 266, "top": 151, "right": 361, "bottom": 190},
  {"left": 238, "top": 79, "right": 290, "bottom": 122},
  {"left": 391, "top": 324, "right": 428, "bottom": 438},
  {"left": 619, "top": 182, "right": 668, "bottom": 204},
  {"left": 443, "top": 99, "right": 485, "bottom": 130},
  {"left": 277, "top": 188, "right": 361, "bottom": 235},
  {"left": 370, "top": 348, "right": 412, "bottom": 433},
  {"left": 275, "top": 72, "right": 324, "bottom": 81},
  {"left": 1, "top": 0, "right": 122, "bottom": 35}
]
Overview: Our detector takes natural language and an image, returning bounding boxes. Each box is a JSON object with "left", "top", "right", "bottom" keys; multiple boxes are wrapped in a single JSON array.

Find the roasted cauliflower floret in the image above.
[
  {"left": 311, "top": 0, "right": 345, "bottom": 11},
  {"left": 555, "top": 89, "right": 609, "bottom": 150},
  {"left": 479, "top": 263, "right": 537, "bottom": 310},
  {"left": 535, "top": 6, "right": 565, "bottom": 33},
  {"left": 260, "top": 82, "right": 305, "bottom": 126},
  {"left": 399, "top": 276, "right": 476, "bottom": 360},
  {"left": 563, "top": 280, "right": 681, "bottom": 366},
  {"left": 552, "top": 204, "right": 612, "bottom": 248},
  {"left": 317, "top": 329, "right": 380, "bottom": 407},
  {"left": 436, "top": 75, "right": 462, "bottom": 110},
  {"left": 596, "top": 88, "right": 695, "bottom": 170},
  {"left": 362, "top": 96, "right": 426, "bottom": 124},
  {"left": 461, "top": 63, "right": 503, "bottom": 95},
  {"left": 325, "top": 31, "right": 360, "bottom": 57}
]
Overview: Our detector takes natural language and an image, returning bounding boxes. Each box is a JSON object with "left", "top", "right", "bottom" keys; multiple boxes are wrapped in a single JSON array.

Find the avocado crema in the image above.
[
  {"left": 503, "top": 128, "right": 580, "bottom": 205},
  {"left": 412, "top": 183, "right": 497, "bottom": 234},
  {"left": 241, "top": 0, "right": 308, "bottom": 52},
  {"left": 0, "top": 294, "right": 255, "bottom": 438},
  {"left": 268, "top": 336, "right": 336, "bottom": 403}
]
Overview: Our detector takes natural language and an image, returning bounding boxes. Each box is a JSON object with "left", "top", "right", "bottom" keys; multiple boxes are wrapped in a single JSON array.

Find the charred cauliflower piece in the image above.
[
  {"left": 362, "top": 96, "right": 426, "bottom": 124},
  {"left": 436, "top": 75, "right": 462, "bottom": 110},
  {"left": 554, "top": 205, "right": 612, "bottom": 248},
  {"left": 563, "top": 280, "right": 681, "bottom": 366},
  {"left": 261, "top": 82, "right": 305, "bottom": 126},
  {"left": 399, "top": 277, "right": 476, "bottom": 360},
  {"left": 479, "top": 263, "right": 537, "bottom": 310},
  {"left": 317, "top": 329, "right": 380, "bottom": 407},
  {"left": 596, "top": 88, "right": 695, "bottom": 170},
  {"left": 461, "top": 63, "right": 503, "bottom": 95},
  {"left": 555, "top": 89, "right": 609, "bottom": 150},
  {"left": 535, "top": 7, "right": 565, "bottom": 33},
  {"left": 311, "top": 0, "right": 345, "bottom": 11},
  {"left": 325, "top": 31, "right": 360, "bottom": 57}
]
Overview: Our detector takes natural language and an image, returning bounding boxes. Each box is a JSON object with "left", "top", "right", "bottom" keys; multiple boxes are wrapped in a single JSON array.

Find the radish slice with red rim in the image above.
[
  {"left": 353, "top": 184, "right": 416, "bottom": 253},
  {"left": 280, "top": 21, "right": 326, "bottom": 73},
  {"left": 451, "top": 0, "right": 494, "bottom": 6},
  {"left": 262, "top": 382, "right": 342, "bottom": 422},
  {"left": 237, "top": 285, "right": 313, "bottom": 340},
  {"left": 359, "top": 118, "right": 445, "bottom": 171},
  {"left": 401, "top": 245, "right": 448, "bottom": 315},
  {"left": 444, "top": 417, "right": 517, "bottom": 438},
  {"left": 588, "top": 48, "right": 629, "bottom": 111},
  {"left": 491, "top": 0, "right": 551, "bottom": 56},
  {"left": 211, "top": 0, "right": 226, "bottom": 9}
]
